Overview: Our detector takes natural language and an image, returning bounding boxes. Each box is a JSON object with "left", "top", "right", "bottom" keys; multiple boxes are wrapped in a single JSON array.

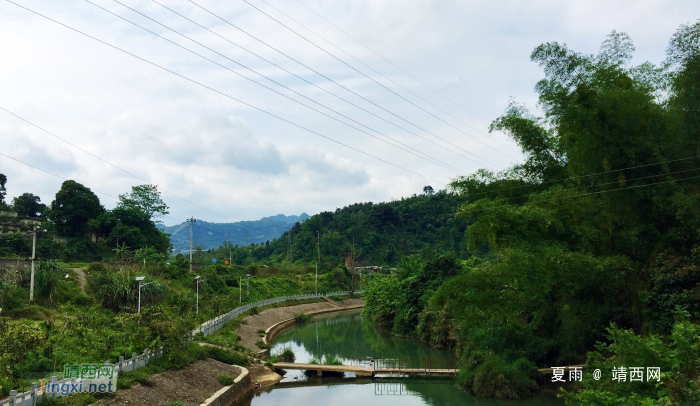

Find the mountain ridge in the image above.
[{"left": 159, "top": 213, "right": 309, "bottom": 253}]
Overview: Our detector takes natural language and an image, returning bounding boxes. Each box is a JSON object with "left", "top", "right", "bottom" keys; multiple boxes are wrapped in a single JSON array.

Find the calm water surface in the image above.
[{"left": 242, "top": 309, "right": 564, "bottom": 406}]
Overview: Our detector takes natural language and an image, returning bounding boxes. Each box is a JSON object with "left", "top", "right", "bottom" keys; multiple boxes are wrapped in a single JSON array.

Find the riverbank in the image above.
[
  {"left": 93, "top": 359, "right": 242, "bottom": 406},
  {"left": 236, "top": 298, "right": 364, "bottom": 352}
]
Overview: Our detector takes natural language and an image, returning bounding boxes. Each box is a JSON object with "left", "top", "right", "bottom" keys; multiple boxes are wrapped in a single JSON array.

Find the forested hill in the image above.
[
  {"left": 209, "top": 191, "right": 468, "bottom": 267},
  {"left": 160, "top": 213, "right": 309, "bottom": 253}
]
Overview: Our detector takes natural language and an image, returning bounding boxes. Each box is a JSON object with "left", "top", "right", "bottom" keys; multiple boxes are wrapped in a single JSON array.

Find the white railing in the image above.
[
  {"left": 193, "top": 290, "right": 362, "bottom": 336},
  {"left": 1, "top": 290, "right": 362, "bottom": 405}
]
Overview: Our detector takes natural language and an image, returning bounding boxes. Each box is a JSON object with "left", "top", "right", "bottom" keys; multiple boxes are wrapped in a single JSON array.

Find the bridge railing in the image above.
[{"left": 347, "top": 357, "right": 457, "bottom": 372}]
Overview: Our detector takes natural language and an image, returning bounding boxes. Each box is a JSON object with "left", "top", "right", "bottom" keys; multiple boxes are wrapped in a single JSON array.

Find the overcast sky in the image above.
[{"left": 1, "top": 0, "right": 698, "bottom": 226}]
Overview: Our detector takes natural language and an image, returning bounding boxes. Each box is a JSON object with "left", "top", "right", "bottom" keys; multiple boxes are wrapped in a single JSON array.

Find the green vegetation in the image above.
[
  {"left": 268, "top": 347, "right": 295, "bottom": 363},
  {"left": 0, "top": 180, "right": 170, "bottom": 261},
  {"left": 216, "top": 374, "right": 234, "bottom": 386},
  {"left": 294, "top": 313, "right": 312, "bottom": 324},
  {"left": 363, "top": 24, "right": 700, "bottom": 404},
  {"left": 205, "top": 192, "right": 467, "bottom": 268}
]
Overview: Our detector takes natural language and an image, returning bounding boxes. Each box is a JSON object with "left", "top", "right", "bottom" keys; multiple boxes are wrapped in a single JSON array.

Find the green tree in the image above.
[
  {"left": 11, "top": 193, "right": 46, "bottom": 218},
  {"left": 91, "top": 207, "right": 171, "bottom": 253},
  {"left": 118, "top": 185, "right": 169, "bottom": 220},
  {"left": 48, "top": 180, "right": 104, "bottom": 237}
]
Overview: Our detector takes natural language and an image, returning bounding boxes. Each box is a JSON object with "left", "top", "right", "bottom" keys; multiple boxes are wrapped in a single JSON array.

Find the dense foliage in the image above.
[
  {"left": 364, "top": 24, "right": 700, "bottom": 403},
  {"left": 0, "top": 179, "right": 171, "bottom": 261},
  {"left": 208, "top": 191, "right": 468, "bottom": 269}
]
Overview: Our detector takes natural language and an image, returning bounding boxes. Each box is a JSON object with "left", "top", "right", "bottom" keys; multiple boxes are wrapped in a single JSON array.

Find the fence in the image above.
[
  {"left": 0, "top": 351, "right": 161, "bottom": 406},
  {"left": 193, "top": 290, "right": 361, "bottom": 336},
  {"left": 1, "top": 290, "right": 361, "bottom": 405}
]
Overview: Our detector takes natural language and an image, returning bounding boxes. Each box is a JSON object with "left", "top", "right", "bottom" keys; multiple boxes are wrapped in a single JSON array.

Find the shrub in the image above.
[
  {"left": 256, "top": 340, "right": 270, "bottom": 350},
  {"left": 217, "top": 374, "right": 234, "bottom": 385},
  {"left": 271, "top": 347, "right": 295, "bottom": 363},
  {"left": 294, "top": 313, "right": 312, "bottom": 324},
  {"left": 205, "top": 346, "right": 249, "bottom": 366}
]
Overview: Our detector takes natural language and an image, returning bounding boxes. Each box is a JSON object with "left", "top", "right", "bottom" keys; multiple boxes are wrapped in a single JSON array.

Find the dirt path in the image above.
[
  {"left": 72, "top": 268, "right": 87, "bottom": 294},
  {"left": 95, "top": 359, "right": 241, "bottom": 406},
  {"left": 236, "top": 298, "right": 363, "bottom": 352}
]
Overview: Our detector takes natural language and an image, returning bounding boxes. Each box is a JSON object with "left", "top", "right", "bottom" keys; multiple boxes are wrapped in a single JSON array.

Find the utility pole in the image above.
[
  {"left": 351, "top": 237, "right": 355, "bottom": 293},
  {"left": 316, "top": 231, "right": 320, "bottom": 295},
  {"left": 29, "top": 227, "right": 37, "bottom": 302},
  {"left": 187, "top": 217, "right": 196, "bottom": 272},
  {"left": 195, "top": 276, "right": 202, "bottom": 315}
]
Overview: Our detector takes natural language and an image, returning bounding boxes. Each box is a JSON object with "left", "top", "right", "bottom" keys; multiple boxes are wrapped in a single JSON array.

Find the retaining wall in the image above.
[{"left": 199, "top": 366, "right": 251, "bottom": 406}]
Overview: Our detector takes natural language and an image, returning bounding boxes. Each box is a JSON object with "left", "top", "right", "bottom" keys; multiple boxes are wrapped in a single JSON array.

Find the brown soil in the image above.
[
  {"left": 72, "top": 268, "right": 87, "bottom": 293},
  {"left": 236, "top": 298, "right": 364, "bottom": 351},
  {"left": 94, "top": 359, "right": 240, "bottom": 406}
]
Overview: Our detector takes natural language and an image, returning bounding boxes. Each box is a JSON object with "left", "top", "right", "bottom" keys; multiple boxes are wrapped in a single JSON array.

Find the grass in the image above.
[
  {"left": 217, "top": 374, "right": 234, "bottom": 385},
  {"left": 269, "top": 347, "right": 295, "bottom": 363},
  {"left": 302, "top": 356, "right": 344, "bottom": 377},
  {"left": 36, "top": 393, "right": 97, "bottom": 405},
  {"left": 294, "top": 313, "right": 312, "bottom": 324}
]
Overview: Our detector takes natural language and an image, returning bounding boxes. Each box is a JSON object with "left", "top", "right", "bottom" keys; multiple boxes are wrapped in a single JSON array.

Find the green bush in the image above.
[
  {"left": 294, "top": 313, "right": 312, "bottom": 324},
  {"left": 204, "top": 346, "right": 249, "bottom": 366},
  {"left": 217, "top": 374, "right": 234, "bottom": 385},
  {"left": 271, "top": 347, "right": 295, "bottom": 362}
]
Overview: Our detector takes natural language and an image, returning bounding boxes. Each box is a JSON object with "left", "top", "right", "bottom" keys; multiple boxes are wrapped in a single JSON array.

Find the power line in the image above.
[
  {"left": 182, "top": 0, "right": 499, "bottom": 169},
  {"left": 94, "top": 0, "right": 469, "bottom": 176},
  {"left": 292, "top": 0, "right": 491, "bottom": 128},
  {"left": 242, "top": 0, "right": 519, "bottom": 161},
  {"left": 461, "top": 170, "right": 700, "bottom": 215},
  {"left": 458, "top": 154, "right": 700, "bottom": 199},
  {"left": 463, "top": 165, "right": 700, "bottom": 207},
  {"left": 146, "top": 0, "right": 492, "bottom": 171},
  {"left": 6, "top": 0, "right": 446, "bottom": 187},
  {"left": 266, "top": 0, "right": 518, "bottom": 153},
  {"left": 0, "top": 106, "right": 236, "bottom": 224}
]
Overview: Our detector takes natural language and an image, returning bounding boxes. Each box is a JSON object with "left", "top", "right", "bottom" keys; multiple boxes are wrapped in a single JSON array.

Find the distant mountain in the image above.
[{"left": 159, "top": 213, "right": 309, "bottom": 253}]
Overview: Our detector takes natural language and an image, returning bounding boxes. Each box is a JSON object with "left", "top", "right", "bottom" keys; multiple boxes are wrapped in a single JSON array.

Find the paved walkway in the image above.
[
  {"left": 236, "top": 298, "right": 364, "bottom": 351},
  {"left": 272, "top": 362, "right": 458, "bottom": 377}
]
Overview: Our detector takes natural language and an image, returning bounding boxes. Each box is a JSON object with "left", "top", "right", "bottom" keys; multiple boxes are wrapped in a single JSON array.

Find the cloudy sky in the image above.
[{"left": 1, "top": 0, "right": 698, "bottom": 226}]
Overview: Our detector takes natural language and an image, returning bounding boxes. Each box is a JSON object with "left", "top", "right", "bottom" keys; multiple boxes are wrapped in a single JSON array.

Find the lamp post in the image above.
[
  {"left": 135, "top": 276, "right": 153, "bottom": 314},
  {"left": 29, "top": 227, "right": 46, "bottom": 302},
  {"left": 195, "top": 276, "right": 202, "bottom": 315}
]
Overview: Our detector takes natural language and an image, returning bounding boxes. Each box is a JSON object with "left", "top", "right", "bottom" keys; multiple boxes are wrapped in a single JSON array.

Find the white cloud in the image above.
[{"left": 1, "top": 0, "right": 697, "bottom": 225}]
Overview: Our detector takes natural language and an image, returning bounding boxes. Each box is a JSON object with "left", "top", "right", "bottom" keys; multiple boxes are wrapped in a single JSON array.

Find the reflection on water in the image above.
[{"left": 242, "top": 310, "right": 564, "bottom": 406}]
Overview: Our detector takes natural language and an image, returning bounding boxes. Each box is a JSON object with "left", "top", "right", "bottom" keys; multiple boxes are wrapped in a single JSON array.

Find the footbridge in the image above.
[{"left": 272, "top": 362, "right": 458, "bottom": 378}]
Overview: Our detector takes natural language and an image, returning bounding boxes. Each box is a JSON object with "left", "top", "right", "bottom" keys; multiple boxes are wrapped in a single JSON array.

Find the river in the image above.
[{"left": 241, "top": 309, "right": 565, "bottom": 406}]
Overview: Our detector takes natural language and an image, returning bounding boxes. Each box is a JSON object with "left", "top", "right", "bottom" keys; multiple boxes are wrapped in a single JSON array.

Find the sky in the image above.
[{"left": 1, "top": 0, "right": 698, "bottom": 226}]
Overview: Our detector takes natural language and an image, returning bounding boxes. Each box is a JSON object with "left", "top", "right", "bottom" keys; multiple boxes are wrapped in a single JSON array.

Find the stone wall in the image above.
[{"left": 199, "top": 366, "right": 251, "bottom": 406}]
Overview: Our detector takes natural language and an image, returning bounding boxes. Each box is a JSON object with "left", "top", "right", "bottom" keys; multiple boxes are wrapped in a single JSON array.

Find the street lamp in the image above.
[
  {"left": 29, "top": 226, "right": 47, "bottom": 302},
  {"left": 195, "top": 276, "right": 203, "bottom": 315},
  {"left": 135, "top": 276, "right": 153, "bottom": 314}
]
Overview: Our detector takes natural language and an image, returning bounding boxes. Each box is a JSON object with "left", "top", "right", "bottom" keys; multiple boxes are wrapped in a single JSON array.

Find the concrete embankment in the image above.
[{"left": 236, "top": 298, "right": 364, "bottom": 352}]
